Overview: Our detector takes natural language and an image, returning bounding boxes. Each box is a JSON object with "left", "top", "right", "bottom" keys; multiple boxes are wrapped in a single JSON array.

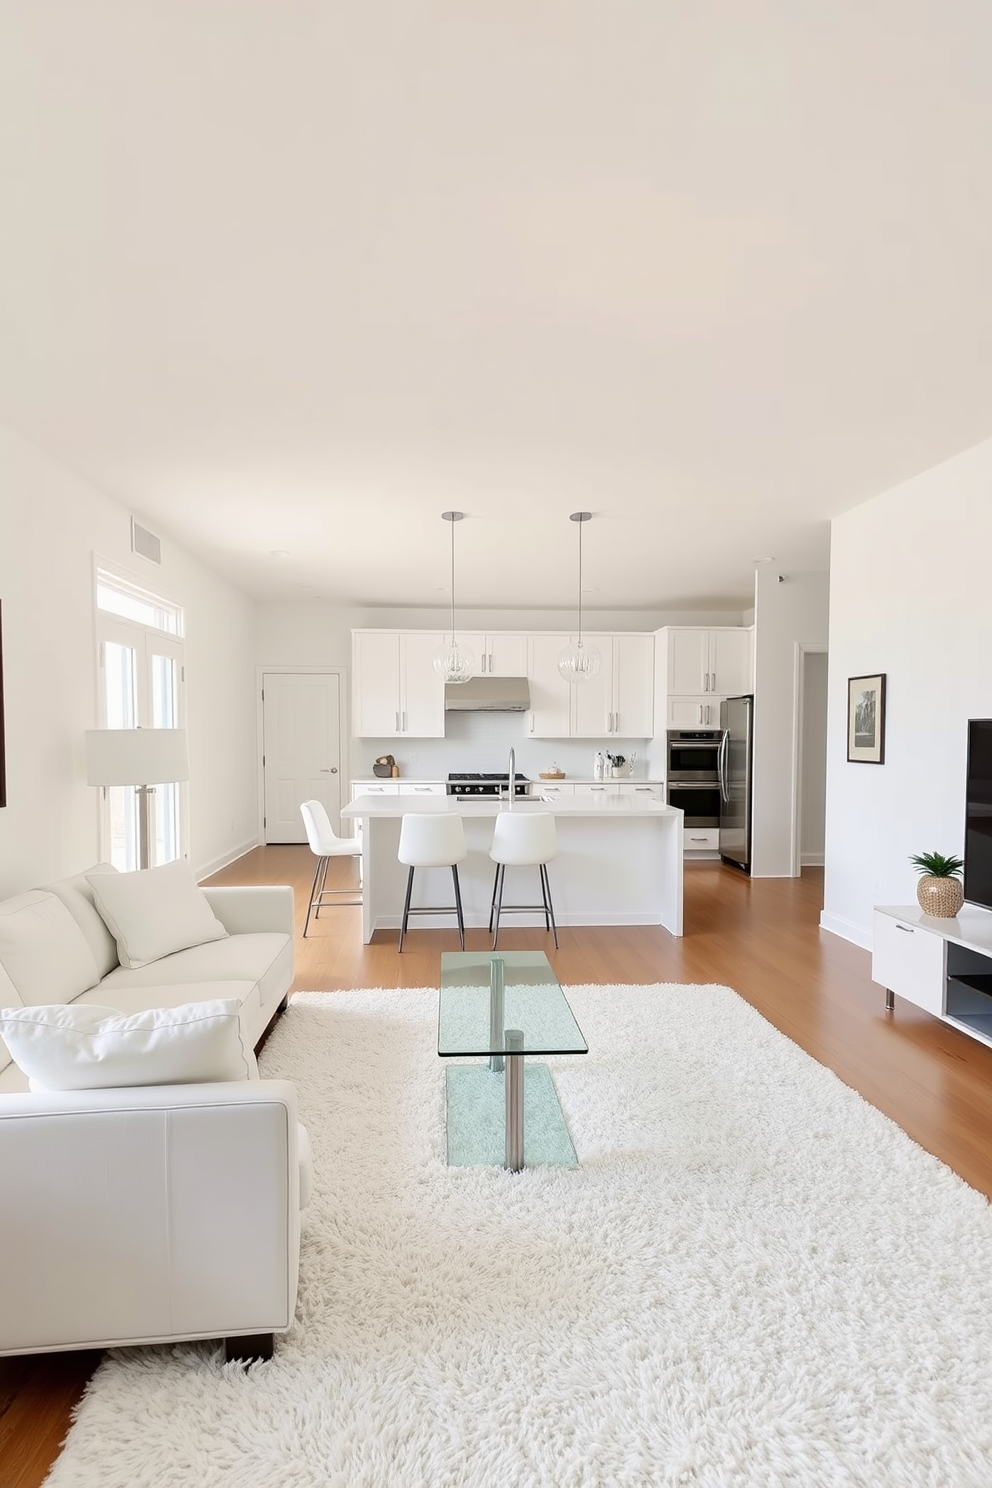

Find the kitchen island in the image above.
[{"left": 341, "top": 793, "right": 684, "bottom": 943}]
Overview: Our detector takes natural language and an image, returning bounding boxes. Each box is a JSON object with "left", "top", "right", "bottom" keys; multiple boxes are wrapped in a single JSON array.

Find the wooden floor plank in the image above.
[{"left": 4, "top": 852, "right": 991, "bottom": 1487}]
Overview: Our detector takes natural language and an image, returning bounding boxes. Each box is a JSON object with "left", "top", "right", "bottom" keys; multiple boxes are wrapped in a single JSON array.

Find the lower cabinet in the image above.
[
  {"left": 683, "top": 826, "right": 719, "bottom": 854},
  {"left": 872, "top": 905, "right": 992, "bottom": 1044}
]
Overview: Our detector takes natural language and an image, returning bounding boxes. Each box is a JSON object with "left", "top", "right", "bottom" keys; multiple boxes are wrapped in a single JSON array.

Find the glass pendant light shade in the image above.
[
  {"left": 558, "top": 511, "right": 601, "bottom": 683},
  {"left": 558, "top": 637, "right": 601, "bottom": 683},
  {"left": 432, "top": 511, "right": 476, "bottom": 683},
  {"left": 432, "top": 639, "right": 475, "bottom": 683}
]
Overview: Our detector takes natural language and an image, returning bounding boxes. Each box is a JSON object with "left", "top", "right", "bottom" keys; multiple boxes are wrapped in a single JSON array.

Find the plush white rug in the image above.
[{"left": 46, "top": 984, "right": 992, "bottom": 1488}]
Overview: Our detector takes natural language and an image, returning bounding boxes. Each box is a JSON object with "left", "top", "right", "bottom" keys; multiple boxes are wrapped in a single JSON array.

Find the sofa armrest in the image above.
[
  {"left": 0, "top": 1079, "right": 301, "bottom": 1356},
  {"left": 200, "top": 883, "right": 295, "bottom": 938}
]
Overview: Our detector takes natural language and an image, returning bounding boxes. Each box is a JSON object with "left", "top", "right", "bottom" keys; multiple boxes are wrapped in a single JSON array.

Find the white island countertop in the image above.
[
  {"left": 343, "top": 793, "right": 683, "bottom": 941},
  {"left": 343, "top": 793, "right": 678, "bottom": 821}
]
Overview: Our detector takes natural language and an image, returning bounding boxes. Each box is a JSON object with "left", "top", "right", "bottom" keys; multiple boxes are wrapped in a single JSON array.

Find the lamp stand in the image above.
[{"left": 136, "top": 784, "right": 155, "bottom": 871}]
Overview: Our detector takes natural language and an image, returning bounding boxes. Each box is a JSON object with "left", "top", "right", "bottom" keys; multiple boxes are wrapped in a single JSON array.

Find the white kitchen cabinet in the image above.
[
  {"left": 351, "top": 631, "right": 446, "bottom": 737},
  {"left": 683, "top": 826, "right": 719, "bottom": 853},
  {"left": 664, "top": 626, "right": 752, "bottom": 697},
  {"left": 459, "top": 632, "right": 528, "bottom": 677},
  {"left": 397, "top": 781, "right": 446, "bottom": 795},
  {"left": 525, "top": 634, "right": 572, "bottom": 738},
  {"left": 571, "top": 634, "right": 654, "bottom": 738},
  {"left": 668, "top": 698, "right": 722, "bottom": 728}
]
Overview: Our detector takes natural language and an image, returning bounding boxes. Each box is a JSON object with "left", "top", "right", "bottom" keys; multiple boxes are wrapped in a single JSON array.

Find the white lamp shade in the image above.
[{"left": 85, "top": 728, "right": 190, "bottom": 787}]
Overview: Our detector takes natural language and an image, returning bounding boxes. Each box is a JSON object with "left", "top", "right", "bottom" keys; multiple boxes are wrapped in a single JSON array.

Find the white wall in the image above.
[
  {"left": 822, "top": 437, "right": 992, "bottom": 948},
  {"left": 800, "top": 650, "right": 828, "bottom": 866},
  {"left": 0, "top": 421, "right": 257, "bottom": 895},
  {"left": 752, "top": 569, "right": 830, "bottom": 877}
]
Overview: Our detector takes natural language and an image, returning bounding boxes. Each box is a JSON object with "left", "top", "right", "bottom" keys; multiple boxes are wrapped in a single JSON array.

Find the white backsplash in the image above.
[{"left": 356, "top": 711, "right": 653, "bottom": 781}]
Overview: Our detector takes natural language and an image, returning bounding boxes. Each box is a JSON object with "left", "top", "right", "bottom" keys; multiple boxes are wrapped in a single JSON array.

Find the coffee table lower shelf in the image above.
[{"left": 445, "top": 1064, "right": 578, "bottom": 1168}]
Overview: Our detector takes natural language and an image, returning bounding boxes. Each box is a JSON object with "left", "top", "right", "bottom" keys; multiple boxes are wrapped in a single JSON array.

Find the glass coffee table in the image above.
[{"left": 438, "top": 950, "right": 587, "bottom": 1171}]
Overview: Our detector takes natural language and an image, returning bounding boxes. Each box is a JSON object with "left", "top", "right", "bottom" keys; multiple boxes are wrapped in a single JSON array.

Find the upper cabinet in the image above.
[
  {"left": 352, "top": 631, "right": 445, "bottom": 737},
  {"left": 665, "top": 627, "right": 752, "bottom": 697},
  {"left": 458, "top": 633, "right": 528, "bottom": 677},
  {"left": 525, "top": 633, "right": 573, "bottom": 738},
  {"left": 570, "top": 634, "right": 655, "bottom": 738}
]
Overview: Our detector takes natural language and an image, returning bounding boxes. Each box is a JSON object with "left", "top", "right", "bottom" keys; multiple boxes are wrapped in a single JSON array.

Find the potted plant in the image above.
[{"left": 909, "top": 850, "right": 965, "bottom": 918}]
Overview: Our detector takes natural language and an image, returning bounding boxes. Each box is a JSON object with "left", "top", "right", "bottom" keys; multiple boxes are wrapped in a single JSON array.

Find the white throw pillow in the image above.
[
  {"left": 86, "top": 860, "right": 228, "bottom": 970},
  {"left": 0, "top": 890, "right": 101, "bottom": 1004},
  {"left": 0, "top": 999, "right": 258, "bottom": 1091}
]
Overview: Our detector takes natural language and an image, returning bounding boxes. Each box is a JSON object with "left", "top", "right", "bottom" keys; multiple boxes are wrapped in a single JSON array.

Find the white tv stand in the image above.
[{"left": 873, "top": 903, "right": 992, "bottom": 1049}]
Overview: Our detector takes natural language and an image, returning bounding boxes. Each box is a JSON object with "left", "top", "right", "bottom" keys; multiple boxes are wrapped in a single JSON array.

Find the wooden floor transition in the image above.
[{"left": 5, "top": 852, "right": 992, "bottom": 1487}]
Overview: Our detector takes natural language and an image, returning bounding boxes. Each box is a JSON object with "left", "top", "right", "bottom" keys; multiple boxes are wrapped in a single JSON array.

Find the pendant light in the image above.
[
  {"left": 432, "top": 511, "right": 476, "bottom": 683},
  {"left": 558, "top": 511, "right": 602, "bottom": 683}
]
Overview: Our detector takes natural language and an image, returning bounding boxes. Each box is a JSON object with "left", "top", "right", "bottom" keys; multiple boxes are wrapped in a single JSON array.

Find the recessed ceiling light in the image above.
[
  {"left": 753, "top": 556, "right": 775, "bottom": 566},
  {"left": 270, "top": 549, "right": 290, "bottom": 559}
]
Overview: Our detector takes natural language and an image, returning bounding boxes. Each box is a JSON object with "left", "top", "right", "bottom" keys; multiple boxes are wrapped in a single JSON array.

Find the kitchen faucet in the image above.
[{"left": 505, "top": 747, "right": 516, "bottom": 804}]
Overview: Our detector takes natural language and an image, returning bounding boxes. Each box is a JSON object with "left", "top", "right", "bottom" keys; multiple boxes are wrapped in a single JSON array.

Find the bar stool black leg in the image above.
[
  {"left": 451, "top": 864, "right": 466, "bottom": 950},
  {"left": 492, "top": 864, "right": 506, "bottom": 949},
  {"left": 488, "top": 863, "right": 501, "bottom": 933},
  {"left": 303, "top": 855, "right": 324, "bottom": 939},
  {"left": 541, "top": 863, "right": 559, "bottom": 949},
  {"left": 398, "top": 866, "right": 415, "bottom": 952}
]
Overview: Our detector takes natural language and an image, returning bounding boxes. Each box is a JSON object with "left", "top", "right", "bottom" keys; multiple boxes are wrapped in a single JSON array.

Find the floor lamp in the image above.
[{"left": 85, "top": 728, "right": 190, "bottom": 871}]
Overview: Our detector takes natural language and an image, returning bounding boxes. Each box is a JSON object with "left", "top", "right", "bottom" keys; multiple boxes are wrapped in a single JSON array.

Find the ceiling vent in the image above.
[{"left": 130, "top": 518, "right": 162, "bottom": 565}]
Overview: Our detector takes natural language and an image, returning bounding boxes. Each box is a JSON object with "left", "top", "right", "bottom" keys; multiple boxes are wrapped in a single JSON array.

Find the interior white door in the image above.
[{"left": 262, "top": 672, "right": 343, "bottom": 843}]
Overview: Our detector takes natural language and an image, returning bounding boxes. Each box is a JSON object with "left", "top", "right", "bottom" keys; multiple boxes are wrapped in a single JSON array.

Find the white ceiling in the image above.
[{"left": 2, "top": 2, "right": 991, "bottom": 612}]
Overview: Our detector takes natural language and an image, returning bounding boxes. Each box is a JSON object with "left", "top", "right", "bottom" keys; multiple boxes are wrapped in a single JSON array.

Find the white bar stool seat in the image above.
[
  {"left": 299, "top": 799, "right": 363, "bottom": 938},
  {"left": 489, "top": 811, "right": 559, "bottom": 950},
  {"left": 397, "top": 813, "right": 468, "bottom": 952}
]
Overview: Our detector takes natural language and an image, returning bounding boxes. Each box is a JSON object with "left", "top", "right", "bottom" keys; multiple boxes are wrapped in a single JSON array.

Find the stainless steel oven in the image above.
[
  {"left": 667, "top": 730, "right": 722, "bottom": 781},
  {"left": 665, "top": 780, "right": 722, "bottom": 828}
]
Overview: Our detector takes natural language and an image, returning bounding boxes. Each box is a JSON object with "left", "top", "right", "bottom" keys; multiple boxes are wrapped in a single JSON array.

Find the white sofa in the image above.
[{"left": 0, "top": 864, "right": 305, "bottom": 1361}]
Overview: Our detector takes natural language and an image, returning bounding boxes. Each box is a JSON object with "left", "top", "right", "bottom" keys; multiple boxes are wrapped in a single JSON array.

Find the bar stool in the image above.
[
  {"left": 299, "top": 800, "right": 363, "bottom": 938},
  {"left": 489, "top": 811, "right": 559, "bottom": 950},
  {"left": 397, "top": 813, "right": 467, "bottom": 952}
]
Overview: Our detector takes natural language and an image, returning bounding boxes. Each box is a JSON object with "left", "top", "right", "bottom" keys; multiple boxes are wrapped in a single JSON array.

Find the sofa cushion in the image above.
[
  {"left": 0, "top": 891, "right": 100, "bottom": 1007},
  {"left": 41, "top": 864, "right": 120, "bottom": 980},
  {"left": 71, "top": 980, "right": 262, "bottom": 1047},
  {"left": 100, "top": 933, "right": 292, "bottom": 1024},
  {"left": 0, "top": 965, "right": 21, "bottom": 1077},
  {"left": 86, "top": 861, "right": 229, "bottom": 970},
  {"left": 0, "top": 999, "right": 258, "bottom": 1091}
]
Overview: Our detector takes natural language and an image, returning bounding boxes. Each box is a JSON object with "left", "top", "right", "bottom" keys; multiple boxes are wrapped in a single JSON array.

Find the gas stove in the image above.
[{"left": 446, "top": 772, "right": 531, "bottom": 797}]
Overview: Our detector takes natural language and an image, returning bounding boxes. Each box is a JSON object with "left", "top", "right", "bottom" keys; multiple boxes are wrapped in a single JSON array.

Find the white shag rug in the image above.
[{"left": 46, "top": 984, "right": 992, "bottom": 1488}]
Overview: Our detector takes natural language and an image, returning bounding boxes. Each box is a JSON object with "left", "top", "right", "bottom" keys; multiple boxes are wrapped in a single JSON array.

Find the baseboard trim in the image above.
[
  {"left": 195, "top": 839, "right": 261, "bottom": 883},
  {"left": 801, "top": 852, "right": 825, "bottom": 867},
  {"left": 819, "top": 910, "right": 872, "bottom": 950}
]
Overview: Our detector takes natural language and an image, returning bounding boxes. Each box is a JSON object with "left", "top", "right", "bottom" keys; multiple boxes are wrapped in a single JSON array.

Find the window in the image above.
[{"left": 95, "top": 566, "right": 187, "bottom": 870}]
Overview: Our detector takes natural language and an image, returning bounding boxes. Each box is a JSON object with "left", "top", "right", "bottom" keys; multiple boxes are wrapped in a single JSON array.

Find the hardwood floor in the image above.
[{"left": 5, "top": 851, "right": 992, "bottom": 1487}]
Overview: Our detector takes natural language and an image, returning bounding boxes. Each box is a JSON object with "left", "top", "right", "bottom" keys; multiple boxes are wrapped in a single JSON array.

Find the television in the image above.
[{"left": 964, "top": 720, "right": 992, "bottom": 911}]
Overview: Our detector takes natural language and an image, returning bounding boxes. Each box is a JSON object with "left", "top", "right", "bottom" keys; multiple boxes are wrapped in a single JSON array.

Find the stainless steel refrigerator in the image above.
[{"left": 719, "top": 694, "right": 753, "bottom": 871}]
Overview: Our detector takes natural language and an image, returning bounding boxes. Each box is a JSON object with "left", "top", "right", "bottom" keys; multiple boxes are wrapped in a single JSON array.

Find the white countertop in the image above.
[{"left": 343, "top": 793, "right": 680, "bottom": 820}]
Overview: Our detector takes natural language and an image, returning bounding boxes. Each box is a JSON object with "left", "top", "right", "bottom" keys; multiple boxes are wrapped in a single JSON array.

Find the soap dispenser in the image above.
[{"left": 594, "top": 751, "right": 605, "bottom": 781}]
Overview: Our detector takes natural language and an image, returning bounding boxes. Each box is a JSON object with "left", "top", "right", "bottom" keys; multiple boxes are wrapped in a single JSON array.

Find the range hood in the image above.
[{"left": 444, "top": 675, "right": 531, "bottom": 712}]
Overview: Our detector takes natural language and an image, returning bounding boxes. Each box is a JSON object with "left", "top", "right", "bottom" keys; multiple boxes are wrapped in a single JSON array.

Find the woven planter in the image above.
[{"left": 916, "top": 876, "right": 964, "bottom": 918}]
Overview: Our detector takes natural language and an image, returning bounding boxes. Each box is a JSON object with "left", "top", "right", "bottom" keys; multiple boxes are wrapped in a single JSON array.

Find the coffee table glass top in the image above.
[{"left": 438, "top": 950, "right": 588, "bottom": 1057}]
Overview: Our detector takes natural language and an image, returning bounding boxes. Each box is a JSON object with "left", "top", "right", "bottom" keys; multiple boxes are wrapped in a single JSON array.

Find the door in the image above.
[
  {"left": 262, "top": 672, "right": 344, "bottom": 842},
  {"left": 526, "top": 634, "right": 572, "bottom": 737},
  {"left": 710, "top": 629, "right": 753, "bottom": 696},
  {"left": 668, "top": 629, "right": 710, "bottom": 694}
]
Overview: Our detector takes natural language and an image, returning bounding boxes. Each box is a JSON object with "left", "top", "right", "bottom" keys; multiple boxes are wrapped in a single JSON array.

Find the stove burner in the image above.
[{"left": 446, "top": 772, "right": 531, "bottom": 797}]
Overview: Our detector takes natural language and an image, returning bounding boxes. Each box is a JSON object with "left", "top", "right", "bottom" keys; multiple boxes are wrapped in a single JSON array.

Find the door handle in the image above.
[
  {"left": 319, "top": 767, "right": 330, "bottom": 772},
  {"left": 330, "top": 766, "right": 338, "bottom": 773}
]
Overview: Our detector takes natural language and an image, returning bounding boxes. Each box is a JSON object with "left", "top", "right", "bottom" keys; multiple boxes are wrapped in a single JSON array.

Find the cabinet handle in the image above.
[
  {"left": 689, "top": 835, "right": 708, "bottom": 841},
  {"left": 704, "top": 673, "right": 709, "bottom": 692},
  {"left": 698, "top": 705, "right": 703, "bottom": 725},
  {"left": 402, "top": 711, "right": 407, "bottom": 731},
  {"left": 711, "top": 672, "right": 716, "bottom": 691},
  {"left": 395, "top": 712, "right": 399, "bottom": 731},
  {"left": 489, "top": 653, "right": 493, "bottom": 672},
  {"left": 896, "top": 924, "right": 914, "bottom": 933}
]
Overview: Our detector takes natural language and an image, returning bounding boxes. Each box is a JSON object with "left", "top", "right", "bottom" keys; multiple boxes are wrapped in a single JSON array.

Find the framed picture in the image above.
[{"left": 847, "top": 673, "right": 886, "bottom": 764}]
